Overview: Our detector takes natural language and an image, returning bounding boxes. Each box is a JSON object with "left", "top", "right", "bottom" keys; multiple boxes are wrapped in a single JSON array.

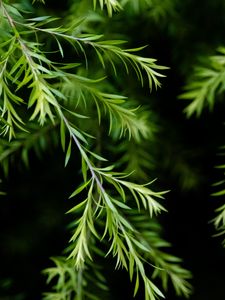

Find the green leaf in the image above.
[
  {"left": 87, "top": 150, "right": 107, "bottom": 162},
  {"left": 212, "top": 189, "right": 225, "bottom": 196},
  {"left": 69, "top": 179, "right": 92, "bottom": 199},
  {"left": 67, "top": 199, "right": 88, "bottom": 213},
  {"left": 134, "top": 273, "right": 140, "bottom": 296},
  {"left": 60, "top": 120, "right": 66, "bottom": 151},
  {"left": 112, "top": 198, "right": 131, "bottom": 210},
  {"left": 65, "top": 139, "right": 72, "bottom": 167}
]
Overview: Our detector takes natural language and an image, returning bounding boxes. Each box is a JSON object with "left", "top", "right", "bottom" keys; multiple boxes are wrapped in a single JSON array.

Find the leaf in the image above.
[
  {"left": 27, "top": 16, "right": 52, "bottom": 22},
  {"left": 112, "top": 198, "right": 131, "bottom": 210},
  {"left": 60, "top": 119, "right": 66, "bottom": 151},
  {"left": 55, "top": 37, "right": 64, "bottom": 57},
  {"left": 70, "top": 127, "right": 88, "bottom": 144},
  {"left": 67, "top": 199, "right": 88, "bottom": 213},
  {"left": 211, "top": 189, "right": 225, "bottom": 196},
  {"left": 69, "top": 179, "right": 92, "bottom": 199},
  {"left": 65, "top": 139, "right": 72, "bottom": 167},
  {"left": 87, "top": 150, "right": 107, "bottom": 162},
  {"left": 134, "top": 272, "right": 140, "bottom": 296}
]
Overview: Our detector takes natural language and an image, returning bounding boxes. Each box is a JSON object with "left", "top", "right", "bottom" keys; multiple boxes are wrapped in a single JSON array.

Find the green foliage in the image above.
[
  {"left": 121, "top": 0, "right": 178, "bottom": 21},
  {"left": 93, "top": 0, "right": 122, "bottom": 16},
  {"left": 43, "top": 256, "right": 109, "bottom": 300},
  {"left": 0, "top": 0, "right": 192, "bottom": 299},
  {"left": 211, "top": 148, "right": 225, "bottom": 246},
  {"left": 181, "top": 46, "right": 225, "bottom": 245},
  {"left": 180, "top": 47, "right": 225, "bottom": 117},
  {"left": 212, "top": 204, "right": 225, "bottom": 246}
]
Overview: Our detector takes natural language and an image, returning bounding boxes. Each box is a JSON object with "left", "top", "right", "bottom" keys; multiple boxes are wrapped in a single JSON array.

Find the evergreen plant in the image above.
[{"left": 1, "top": 0, "right": 225, "bottom": 299}]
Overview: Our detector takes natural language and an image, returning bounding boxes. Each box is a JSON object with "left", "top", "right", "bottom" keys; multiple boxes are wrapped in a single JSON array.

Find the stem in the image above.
[
  {"left": 77, "top": 268, "right": 84, "bottom": 299},
  {"left": 0, "top": 0, "right": 18, "bottom": 32},
  {"left": 58, "top": 109, "right": 107, "bottom": 195}
]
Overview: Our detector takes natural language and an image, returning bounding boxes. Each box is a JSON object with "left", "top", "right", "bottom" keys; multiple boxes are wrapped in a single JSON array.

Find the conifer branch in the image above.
[
  {"left": 180, "top": 47, "right": 225, "bottom": 117},
  {"left": 10, "top": 16, "right": 166, "bottom": 90}
]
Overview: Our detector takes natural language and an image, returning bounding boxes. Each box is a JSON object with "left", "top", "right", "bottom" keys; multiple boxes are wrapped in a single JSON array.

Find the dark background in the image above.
[{"left": 1, "top": 0, "right": 225, "bottom": 299}]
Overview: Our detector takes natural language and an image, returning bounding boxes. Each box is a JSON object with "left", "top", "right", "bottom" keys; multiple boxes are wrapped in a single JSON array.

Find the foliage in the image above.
[
  {"left": 121, "top": 0, "right": 178, "bottom": 21},
  {"left": 181, "top": 47, "right": 225, "bottom": 245},
  {"left": 211, "top": 148, "right": 225, "bottom": 246},
  {"left": 0, "top": 0, "right": 192, "bottom": 299},
  {"left": 180, "top": 47, "right": 225, "bottom": 118}
]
